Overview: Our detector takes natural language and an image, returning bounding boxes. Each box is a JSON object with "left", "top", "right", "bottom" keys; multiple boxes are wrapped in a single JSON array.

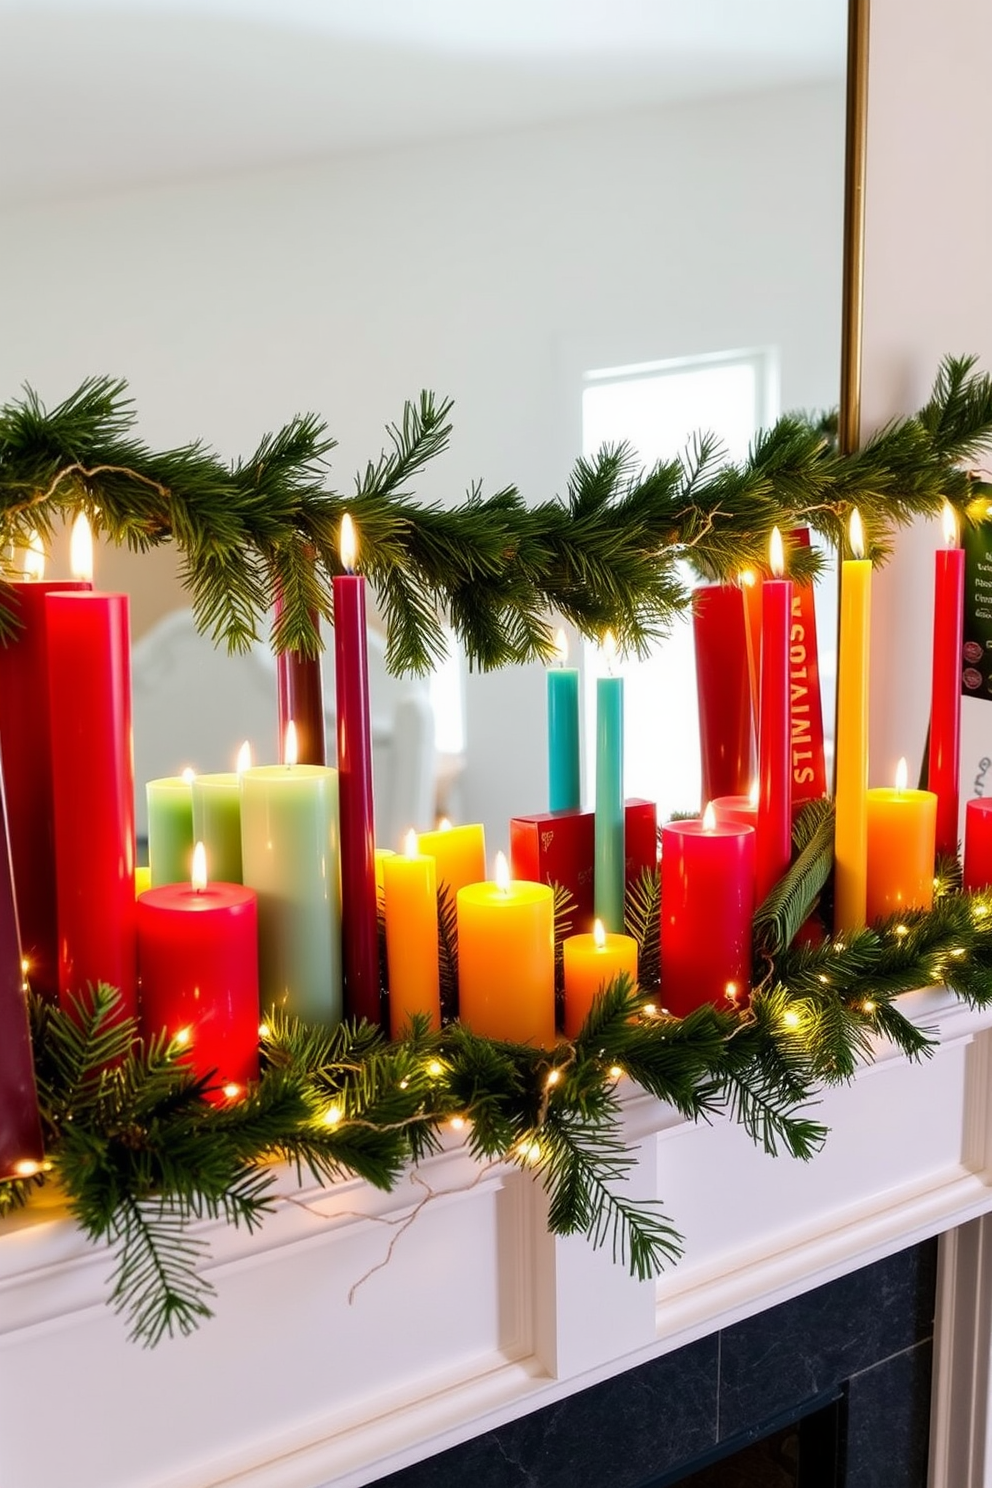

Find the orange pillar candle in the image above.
[
  {"left": 416, "top": 819, "right": 486, "bottom": 900},
  {"left": 562, "top": 918, "right": 638, "bottom": 1038},
  {"left": 383, "top": 830, "right": 440, "bottom": 1038},
  {"left": 456, "top": 852, "right": 555, "bottom": 1046},
  {"left": 834, "top": 509, "right": 872, "bottom": 932},
  {"left": 865, "top": 758, "right": 937, "bottom": 923}
]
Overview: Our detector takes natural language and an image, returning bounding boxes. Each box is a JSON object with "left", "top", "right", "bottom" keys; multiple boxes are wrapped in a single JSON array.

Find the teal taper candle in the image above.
[
  {"left": 547, "top": 629, "right": 580, "bottom": 811},
  {"left": 594, "top": 643, "right": 624, "bottom": 932}
]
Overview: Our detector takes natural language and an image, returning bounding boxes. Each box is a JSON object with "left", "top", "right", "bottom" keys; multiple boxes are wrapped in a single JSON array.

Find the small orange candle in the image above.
[
  {"left": 865, "top": 757, "right": 937, "bottom": 924},
  {"left": 383, "top": 830, "right": 440, "bottom": 1038},
  {"left": 417, "top": 819, "right": 486, "bottom": 900},
  {"left": 456, "top": 851, "right": 555, "bottom": 1045},
  {"left": 562, "top": 918, "right": 638, "bottom": 1038}
]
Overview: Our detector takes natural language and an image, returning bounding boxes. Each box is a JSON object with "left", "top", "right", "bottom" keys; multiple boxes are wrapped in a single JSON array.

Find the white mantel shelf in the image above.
[{"left": 4, "top": 987, "right": 992, "bottom": 1488}]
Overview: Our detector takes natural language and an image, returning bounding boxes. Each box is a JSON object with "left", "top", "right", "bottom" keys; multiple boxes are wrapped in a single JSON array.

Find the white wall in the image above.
[{"left": 0, "top": 81, "right": 844, "bottom": 847}]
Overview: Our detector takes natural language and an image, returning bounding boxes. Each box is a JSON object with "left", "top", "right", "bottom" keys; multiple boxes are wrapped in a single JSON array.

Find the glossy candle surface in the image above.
[
  {"left": 333, "top": 532, "right": 380, "bottom": 1025},
  {"left": 383, "top": 837, "right": 440, "bottom": 1038},
  {"left": 146, "top": 775, "right": 194, "bottom": 886},
  {"left": 191, "top": 773, "right": 243, "bottom": 884},
  {"left": 865, "top": 775, "right": 937, "bottom": 923},
  {"left": 46, "top": 590, "right": 137, "bottom": 1019},
  {"left": 240, "top": 763, "right": 342, "bottom": 1026},
  {"left": 756, "top": 534, "right": 793, "bottom": 905},
  {"left": 594, "top": 670, "right": 624, "bottom": 932},
  {"left": 562, "top": 923, "right": 638, "bottom": 1038},
  {"left": 416, "top": 822, "right": 486, "bottom": 899},
  {"left": 834, "top": 515, "right": 871, "bottom": 932},
  {"left": 928, "top": 513, "right": 965, "bottom": 858},
  {"left": 456, "top": 867, "right": 555, "bottom": 1046},
  {"left": 693, "top": 583, "right": 754, "bottom": 803},
  {"left": 0, "top": 773, "right": 44, "bottom": 1179},
  {"left": 0, "top": 579, "right": 88, "bottom": 999},
  {"left": 963, "top": 799, "right": 992, "bottom": 891},
  {"left": 711, "top": 794, "right": 758, "bottom": 832},
  {"left": 660, "top": 815, "right": 755, "bottom": 1018},
  {"left": 137, "top": 879, "right": 259, "bottom": 1098},
  {"left": 547, "top": 631, "right": 580, "bottom": 812}
]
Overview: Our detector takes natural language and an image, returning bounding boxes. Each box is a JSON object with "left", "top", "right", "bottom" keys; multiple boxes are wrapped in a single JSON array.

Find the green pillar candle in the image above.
[
  {"left": 191, "top": 773, "right": 243, "bottom": 884},
  {"left": 146, "top": 775, "right": 195, "bottom": 887},
  {"left": 594, "top": 669, "right": 625, "bottom": 932},
  {"left": 240, "top": 763, "right": 343, "bottom": 1025},
  {"left": 547, "top": 630, "right": 580, "bottom": 812}
]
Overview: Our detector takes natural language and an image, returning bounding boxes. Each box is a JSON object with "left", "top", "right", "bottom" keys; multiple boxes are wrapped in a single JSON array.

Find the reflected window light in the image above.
[{"left": 428, "top": 629, "right": 465, "bottom": 756}]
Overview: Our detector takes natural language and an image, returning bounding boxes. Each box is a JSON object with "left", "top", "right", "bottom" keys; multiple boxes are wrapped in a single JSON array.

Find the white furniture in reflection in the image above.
[{"left": 130, "top": 608, "right": 436, "bottom": 852}]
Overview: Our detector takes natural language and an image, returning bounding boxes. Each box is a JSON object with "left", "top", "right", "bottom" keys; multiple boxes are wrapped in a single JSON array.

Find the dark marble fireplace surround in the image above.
[{"left": 376, "top": 1240, "right": 937, "bottom": 1488}]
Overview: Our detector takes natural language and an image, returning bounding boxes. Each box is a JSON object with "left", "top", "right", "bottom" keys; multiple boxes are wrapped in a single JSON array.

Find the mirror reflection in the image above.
[{"left": 0, "top": 0, "right": 848, "bottom": 850}]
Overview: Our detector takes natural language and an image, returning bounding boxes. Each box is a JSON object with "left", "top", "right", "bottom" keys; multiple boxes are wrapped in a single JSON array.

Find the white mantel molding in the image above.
[{"left": 3, "top": 986, "right": 992, "bottom": 1488}]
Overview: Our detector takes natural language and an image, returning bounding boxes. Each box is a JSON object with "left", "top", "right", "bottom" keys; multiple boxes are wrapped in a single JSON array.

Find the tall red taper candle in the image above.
[
  {"left": 928, "top": 505, "right": 965, "bottom": 858},
  {"left": 46, "top": 517, "right": 137, "bottom": 1021},
  {"left": 333, "top": 514, "right": 381, "bottom": 1024},
  {"left": 0, "top": 743, "right": 45, "bottom": 1180},
  {"left": 0, "top": 564, "right": 89, "bottom": 1000},
  {"left": 275, "top": 582, "right": 326, "bottom": 766},
  {"left": 692, "top": 583, "right": 754, "bottom": 805},
  {"left": 756, "top": 528, "right": 793, "bottom": 903}
]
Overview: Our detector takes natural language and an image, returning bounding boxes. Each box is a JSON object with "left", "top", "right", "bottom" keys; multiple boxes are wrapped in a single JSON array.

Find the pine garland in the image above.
[{"left": 2, "top": 356, "right": 991, "bottom": 672}]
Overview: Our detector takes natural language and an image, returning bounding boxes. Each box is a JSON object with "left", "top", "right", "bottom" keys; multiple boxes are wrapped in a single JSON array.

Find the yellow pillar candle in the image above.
[
  {"left": 866, "top": 757, "right": 937, "bottom": 924},
  {"left": 416, "top": 819, "right": 486, "bottom": 899},
  {"left": 456, "top": 851, "right": 555, "bottom": 1046},
  {"left": 562, "top": 918, "right": 638, "bottom": 1038},
  {"left": 834, "top": 509, "right": 872, "bottom": 932},
  {"left": 383, "top": 831, "right": 440, "bottom": 1038}
]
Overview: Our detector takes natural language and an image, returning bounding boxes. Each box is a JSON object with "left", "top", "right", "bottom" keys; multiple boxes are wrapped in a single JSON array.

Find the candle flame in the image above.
[
  {"left": 942, "top": 502, "right": 959, "bottom": 547},
  {"left": 739, "top": 568, "right": 757, "bottom": 588},
  {"left": 494, "top": 850, "right": 510, "bottom": 892},
  {"left": 849, "top": 508, "right": 865, "bottom": 561},
  {"left": 438, "top": 817, "right": 452, "bottom": 832},
  {"left": 180, "top": 766, "right": 195, "bottom": 785},
  {"left": 191, "top": 841, "right": 208, "bottom": 891},
  {"left": 284, "top": 720, "right": 298, "bottom": 767},
  {"left": 70, "top": 512, "right": 94, "bottom": 582},
  {"left": 404, "top": 828, "right": 419, "bottom": 858},
  {"left": 602, "top": 630, "right": 617, "bottom": 673},
  {"left": 236, "top": 739, "right": 252, "bottom": 774},
  {"left": 769, "top": 526, "right": 785, "bottom": 578},
  {"left": 593, "top": 918, "right": 606, "bottom": 950},
  {"left": 553, "top": 627, "right": 569, "bottom": 665},
  {"left": 23, "top": 530, "right": 45, "bottom": 580},
  {"left": 895, "top": 756, "right": 908, "bottom": 793},
  {"left": 748, "top": 779, "right": 760, "bottom": 808},
  {"left": 702, "top": 802, "right": 717, "bottom": 831},
  {"left": 340, "top": 512, "right": 358, "bottom": 573}
]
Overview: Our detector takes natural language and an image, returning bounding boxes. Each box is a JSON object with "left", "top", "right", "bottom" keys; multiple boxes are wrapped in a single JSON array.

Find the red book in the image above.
[{"left": 510, "top": 799, "right": 657, "bottom": 934}]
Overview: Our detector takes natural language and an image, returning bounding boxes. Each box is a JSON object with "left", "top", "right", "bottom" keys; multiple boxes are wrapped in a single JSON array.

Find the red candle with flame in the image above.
[
  {"left": 928, "top": 504, "right": 965, "bottom": 858},
  {"left": 46, "top": 517, "right": 137, "bottom": 1020},
  {"left": 756, "top": 528, "right": 793, "bottom": 903},
  {"left": 660, "top": 805, "right": 755, "bottom": 1017},
  {"left": 0, "top": 533, "right": 89, "bottom": 999},
  {"left": 137, "top": 843, "right": 259, "bottom": 1099},
  {"left": 333, "top": 514, "right": 381, "bottom": 1024}
]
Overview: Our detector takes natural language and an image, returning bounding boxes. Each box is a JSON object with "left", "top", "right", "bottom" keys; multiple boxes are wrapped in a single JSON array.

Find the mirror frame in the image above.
[{"left": 840, "top": 0, "right": 870, "bottom": 456}]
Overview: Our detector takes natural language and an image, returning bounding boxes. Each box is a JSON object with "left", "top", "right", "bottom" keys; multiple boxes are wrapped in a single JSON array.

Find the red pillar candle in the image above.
[
  {"left": 928, "top": 505, "right": 965, "bottom": 858},
  {"left": 692, "top": 583, "right": 754, "bottom": 805},
  {"left": 333, "top": 515, "right": 381, "bottom": 1025},
  {"left": 963, "top": 799, "right": 992, "bottom": 891},
  {"left": 756, "top": 528, "right": 793, "bottom": 904},
  {"left": 660, "top": 805, "right": 755, "bottom": 1018},
  {"left": 275, "top": 586, "right": 327, "bottom": 767},
  {"left": 0, "top": 558, "right": 89, "bottom": 1000},
  {"left": 711, "top": 786, "right": 758, "bottom": 834},
  {"left": 137, "top": 844, "right": 259, "bottom": 1100},
  {"left": 0, "top": 758, "right": 45, "bottom": 1180},
  {"left": 46, "top": 518, "right": 137, "bottom": 1021}
]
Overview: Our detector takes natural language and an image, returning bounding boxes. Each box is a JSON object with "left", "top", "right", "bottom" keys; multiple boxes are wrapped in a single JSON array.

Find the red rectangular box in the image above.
[{"left": 510, "top": 799, "right": 658, "bottom": 934}]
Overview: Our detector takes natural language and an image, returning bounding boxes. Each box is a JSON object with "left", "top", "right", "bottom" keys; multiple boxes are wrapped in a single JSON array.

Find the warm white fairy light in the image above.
[
  {"left": 13, "top": 1159, "right": 42, "bottom": 1178},
  {"left": 258, "top": 1021, "right": 271, "bottom": 1039},
  {"left": 782, "top": 1009, "right": 801, "bottom": 1029},
  {"left": 323, "top": 1104, "right": 343, "bottom": 1127},
  {"left": 608, "top": 1065, "right": 623, "bottom": 1080},
  {"left": 427, "top": 1060, "right": 443, "bottom": 1078},
  {"left": 545, "top": 1069, "right": 561, "bottom": 1088},
  {"left": 222, "top": 1083, "right": 241, "bottom": 1101},
  {"left": 863, "top": 1000, "right": 876, "bottom": 1014}
]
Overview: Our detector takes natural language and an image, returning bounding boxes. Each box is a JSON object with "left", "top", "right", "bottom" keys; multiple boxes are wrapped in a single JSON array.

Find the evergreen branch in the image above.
[{"left": 753, "top": 800, "right": 836, "bottom": 955}]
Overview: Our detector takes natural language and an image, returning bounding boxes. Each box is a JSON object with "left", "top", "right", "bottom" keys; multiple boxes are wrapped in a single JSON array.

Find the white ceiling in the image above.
[{"left": 0, "top": 0, "right": 847, "bottom": 205}]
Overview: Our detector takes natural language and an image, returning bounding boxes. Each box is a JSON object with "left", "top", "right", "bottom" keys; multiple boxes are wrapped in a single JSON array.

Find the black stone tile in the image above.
[
  {"left": 844, "top": 1340, "right": 933, "bottom": 1488},
  {"left": 373, "top": 1334, "right": 719, "bottom": 1488},
  {"left": 717, "top": 1241, "right": 937, "bottom": 1441}
]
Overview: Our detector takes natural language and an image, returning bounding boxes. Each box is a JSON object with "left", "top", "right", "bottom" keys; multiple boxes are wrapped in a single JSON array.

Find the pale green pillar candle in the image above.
[
  {"left": 594, "top": 673, "right": 625, "bottom": 932},
  {"left": 240, "top": 763, "right": 343, "bottom": 1025},
  {"left": 192, "top": 773, "right": 243, "bottom": 883},
  {"left": 146, "top": 775, "right": 195, "bottom": 887}
]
